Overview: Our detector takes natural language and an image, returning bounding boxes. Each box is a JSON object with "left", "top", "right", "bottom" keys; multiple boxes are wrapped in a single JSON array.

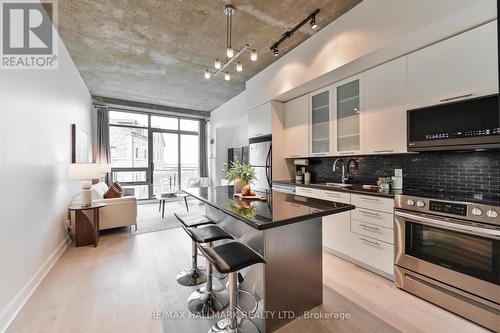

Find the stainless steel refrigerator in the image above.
[{"left": 249, "top": 135, "right": 272, "bottom": 192}]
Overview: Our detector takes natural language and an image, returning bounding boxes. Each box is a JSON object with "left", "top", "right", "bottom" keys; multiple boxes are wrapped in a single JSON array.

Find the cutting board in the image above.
[{"left": 234, "top": 193, "right": 267, "bottom": 201}]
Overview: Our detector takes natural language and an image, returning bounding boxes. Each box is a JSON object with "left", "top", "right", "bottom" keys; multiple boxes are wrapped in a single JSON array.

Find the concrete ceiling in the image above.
[{"left": 58, "top": 0, "right": 362, "bottom": 112}]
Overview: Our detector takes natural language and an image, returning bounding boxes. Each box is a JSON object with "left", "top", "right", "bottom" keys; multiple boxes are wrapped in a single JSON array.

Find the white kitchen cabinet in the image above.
[
  {"left": 407, "top": 21, "right": 498, "bottom": 107},
  {"left": 363, "top": 58, "right": 407, "bottom": 154},
  {"left": 284, "top": 95, "right": 309, "bottom": 158},
  {"left": 351, "top": 234, "right": 394, "bottom": 276},
  {"left": 248, "top": 102, "right": 272, "bottom": 138},
  {"left": 309, "top": 87, "right": 333, "bottom": 156},
  {"left": 333, "top": 76, "right": 363, "bottom": 156}
]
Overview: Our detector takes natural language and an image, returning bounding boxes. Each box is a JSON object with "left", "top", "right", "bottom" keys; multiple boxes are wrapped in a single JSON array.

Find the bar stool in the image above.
[
  {"left": 200, "top": 241, "right": 265, "bottom": 333},
  {"left": 174, "top": 213, "right": 215, "bottom": 286},
  {"left": 186, "top": 225, "right": 234, "bottom": 315}
]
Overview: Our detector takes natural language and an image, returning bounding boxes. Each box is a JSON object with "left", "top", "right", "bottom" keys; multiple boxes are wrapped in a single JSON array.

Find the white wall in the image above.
[
  {"left": 209, "top": 91, "right": 249, "bottom": 184},
  {"left": 0, "top": 29, "right": 92, "bottom": 332},
  {"left": 246, "top": 0, "right": 496, "bottom": 108}
]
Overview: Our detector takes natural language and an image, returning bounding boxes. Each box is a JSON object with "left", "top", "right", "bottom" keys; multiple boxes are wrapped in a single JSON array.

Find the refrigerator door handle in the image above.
[{"left": 265, "top": 145, "right": 272, "bottom": 188}]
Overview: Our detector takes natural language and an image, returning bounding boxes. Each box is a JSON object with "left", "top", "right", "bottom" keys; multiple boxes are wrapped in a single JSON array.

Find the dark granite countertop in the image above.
[
  {"left": 183, "top": 186, "right": 355, "bottom": 230},
  {"left": 273, "top": 180, "right": 401, "bottom": 198}
]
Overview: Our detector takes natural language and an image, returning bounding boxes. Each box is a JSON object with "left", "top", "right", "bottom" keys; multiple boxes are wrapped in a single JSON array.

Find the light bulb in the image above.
[
  {"left": 311, "top": 17, "right": 318, "bottom": 30},
  {"left": 226, "top": 47, "right": 234, "bottom": 58},
  {"left": 204, "top": 69, "right": 211, "bottom": 79},
  {"left": 236, "top": 62, "right": 242, "bottom": 72},
  {"left": 250, "top": 49, "right": 257, "bottom": 61},
  {"left": 224, "top": 72, "right": 230, "bottom": 81},
  {"left": 214, "top": 59, "right": 221, "bottom": 69}
]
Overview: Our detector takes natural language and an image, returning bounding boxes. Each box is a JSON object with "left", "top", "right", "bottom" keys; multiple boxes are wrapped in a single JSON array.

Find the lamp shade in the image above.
[{"left": 68, "top": 163, "right": 110, "bottom": 180}]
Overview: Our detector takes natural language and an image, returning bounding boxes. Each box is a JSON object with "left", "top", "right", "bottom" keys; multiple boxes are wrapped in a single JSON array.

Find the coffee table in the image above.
[{"left": 156, "top": 192, "right": 189, "bottom": 218}]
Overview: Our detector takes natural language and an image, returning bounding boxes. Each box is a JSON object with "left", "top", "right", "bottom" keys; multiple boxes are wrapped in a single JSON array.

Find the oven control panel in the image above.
[
  {"left": 429, "top": 201, "right": 467, "bottom": 216},
  {"left": 395, "top": 194, "right": 500, "bottom": 226}
]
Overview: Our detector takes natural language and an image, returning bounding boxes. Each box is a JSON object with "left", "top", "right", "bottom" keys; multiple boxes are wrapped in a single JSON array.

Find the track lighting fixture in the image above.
[
  {"left": 270, "top": 9, "right": 320, "bottom": 57},
  {"left": 310, "top": 16, "right": 318, "bottom": 30},
  {"left": 203, "top": 4, "right": 257, "bottom": 80}
]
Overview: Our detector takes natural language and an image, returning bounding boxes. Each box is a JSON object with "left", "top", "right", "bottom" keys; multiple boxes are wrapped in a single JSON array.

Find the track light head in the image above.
[
  {"left": 226, "top": 47, "right": 234, "bottom": 58},
  {"left": 214, "top": 59, "right": 221, "bottom": 69},
  {"left": 236, "top": 62, "right": 242, "bottom": 72},
  {"left": 273, "top": 48, "right": 279, "bottom": 57},
  {"left": 224, "top": 72, "right": 230, "bottom": 81},
  {"left": 310, "top": 16, "right": 318, "bottom": 30},
  {"left": 204, "top": 69, "right": 211, "bottom": 79}
]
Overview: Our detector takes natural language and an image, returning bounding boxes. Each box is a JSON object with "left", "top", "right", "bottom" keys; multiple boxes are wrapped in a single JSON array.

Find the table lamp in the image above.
[{"left": 69, "top": 163, "right": 111, "bottom": 207}]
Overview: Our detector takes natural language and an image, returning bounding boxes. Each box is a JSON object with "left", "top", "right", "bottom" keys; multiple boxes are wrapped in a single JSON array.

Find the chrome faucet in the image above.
[{"left": 333, "top": 158, "right": 349, "bottom": 184}]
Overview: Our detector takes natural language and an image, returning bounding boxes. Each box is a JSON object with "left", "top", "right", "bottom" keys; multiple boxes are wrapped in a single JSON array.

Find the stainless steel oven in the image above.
[{"left": 394, "top": 194, "right": 500, "bottom": 331}]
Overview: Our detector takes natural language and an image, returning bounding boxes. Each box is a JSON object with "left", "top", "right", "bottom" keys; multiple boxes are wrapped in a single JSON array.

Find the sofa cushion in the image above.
[
  {"left": 91, "top": 182, "right": 108, "bottom": 200},
  {"left": 104, "top": 181, "right": 123, "bottom": 199}
]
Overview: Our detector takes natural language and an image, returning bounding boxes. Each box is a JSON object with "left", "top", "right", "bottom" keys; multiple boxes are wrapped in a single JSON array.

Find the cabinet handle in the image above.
[
  {"left": 312, "top": 153, "right": 327, "bottom": 156},
  {"left": 359, "top": 224, "right": 380, "bottom": 231},
  {"left": 359, "top": 209, "right": 380, "bottom": 217},
  {"left": 325, "top": 192, "right": 341, "bottom": 197},
  {"left": 440, "top": 93, "right": 473, "bottom": 102},
  {"left": 372, "top": 149, "right": 394, "bottom": 153},
  {"left": 359, "top": 196, "right": 380, "bottom": 202},
  {"left": 290, "top": 155, "right": 300, "bottom": 158},
  {"left": 338, "top": 152, "right": 355, "bottom": 155},
  {"left": 359, "top": 237, "right": 380, "bottom": 246},
  {"left": 299, "top": 188, "right": 312, "bottom": 193}
]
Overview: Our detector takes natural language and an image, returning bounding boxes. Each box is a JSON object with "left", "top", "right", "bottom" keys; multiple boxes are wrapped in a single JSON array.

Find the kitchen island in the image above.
[{"left": 183, "top": 186, "right": 355, "bottom": 333}]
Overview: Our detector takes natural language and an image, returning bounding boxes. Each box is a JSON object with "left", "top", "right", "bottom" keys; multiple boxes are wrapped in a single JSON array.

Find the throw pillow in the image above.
[{"left": 104, "top": 181, "right": 123, "bottom": 198}]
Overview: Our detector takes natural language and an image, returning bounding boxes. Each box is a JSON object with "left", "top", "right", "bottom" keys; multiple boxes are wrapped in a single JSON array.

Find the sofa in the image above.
[{"left": 72, "top": 182, "right": 137, "bottom": 230}]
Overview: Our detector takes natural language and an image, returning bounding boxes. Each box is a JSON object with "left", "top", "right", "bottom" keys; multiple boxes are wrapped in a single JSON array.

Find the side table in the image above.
[{"left": 68, "top": 202, "right": 107, "bottom": 247}]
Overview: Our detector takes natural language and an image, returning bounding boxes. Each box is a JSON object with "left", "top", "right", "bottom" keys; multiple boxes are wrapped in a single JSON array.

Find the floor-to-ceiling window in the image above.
[{"left": 109, "top": 110, "right": 200, "bottom": 199}]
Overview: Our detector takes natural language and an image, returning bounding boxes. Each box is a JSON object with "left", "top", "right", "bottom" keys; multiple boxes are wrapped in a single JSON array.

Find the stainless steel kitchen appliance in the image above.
[
  {"left": 407, "top": 94, "right": 500, "bottom": 151},
  {"left": 249, "top": 135, "right": 272, "bottom": 192},
  {"left": 394, "top": 192, "right": 500, "bottom": 332}
]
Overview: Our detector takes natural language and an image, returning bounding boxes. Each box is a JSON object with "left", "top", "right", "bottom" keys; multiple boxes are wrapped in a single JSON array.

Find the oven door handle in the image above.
[{"left": 395, "top": 211, "right": 500, "bottom": 239}]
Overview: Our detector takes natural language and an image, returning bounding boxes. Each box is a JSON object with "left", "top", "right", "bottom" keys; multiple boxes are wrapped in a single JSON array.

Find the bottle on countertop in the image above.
[
  {"left": 304, "top": 172, "right": 311, "bottom": 185},
  {"left": 392, "top": 169, "right": 403, "bottom": 190}
]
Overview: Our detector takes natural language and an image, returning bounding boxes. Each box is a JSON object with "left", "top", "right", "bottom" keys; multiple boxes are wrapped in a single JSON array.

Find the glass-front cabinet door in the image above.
[
  {"left": 334, "top": 78, "right": 362, "bottom": 155},
  {"left": 309, "top": 87, "right": 332, "bottom": 156}
]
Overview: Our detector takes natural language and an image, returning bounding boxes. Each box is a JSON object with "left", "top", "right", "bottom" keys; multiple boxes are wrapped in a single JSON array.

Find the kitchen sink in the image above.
[{"left": 325, "top": 182, "right": 352, "bottom": 188}]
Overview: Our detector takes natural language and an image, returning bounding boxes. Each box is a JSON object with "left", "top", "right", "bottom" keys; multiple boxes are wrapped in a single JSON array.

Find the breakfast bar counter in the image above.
[{"left": 183, "top": 186, "right": 355, "bottom": 332}]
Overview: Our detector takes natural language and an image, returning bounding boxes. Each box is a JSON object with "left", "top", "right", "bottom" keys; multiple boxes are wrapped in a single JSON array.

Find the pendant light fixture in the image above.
[{"left": 204, "top": 5, "right": 257, "bottom": 80}]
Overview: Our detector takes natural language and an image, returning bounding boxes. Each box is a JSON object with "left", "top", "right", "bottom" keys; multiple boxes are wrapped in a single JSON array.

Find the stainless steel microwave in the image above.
[{"left": 407, "top": 94, "right": 500, "bottom": 151}]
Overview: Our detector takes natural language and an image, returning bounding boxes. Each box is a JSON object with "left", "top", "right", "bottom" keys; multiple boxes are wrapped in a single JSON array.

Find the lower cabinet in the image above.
[{"left": 296, "top": 187, "right": 395, "bottom": 279}]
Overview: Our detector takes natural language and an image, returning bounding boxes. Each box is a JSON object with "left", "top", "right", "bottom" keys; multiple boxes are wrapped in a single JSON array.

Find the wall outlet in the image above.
[{"left": 394, "top": 169, "right": 403, "bottom": 177}]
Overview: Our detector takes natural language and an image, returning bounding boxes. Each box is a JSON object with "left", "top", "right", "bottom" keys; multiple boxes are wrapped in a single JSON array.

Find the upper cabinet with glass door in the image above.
[
  {"left": 333, "top": 77, "right": 363, "bottom": 155},
  {"left": 309, "top": 87, "right": 332, "bottom": 156}
]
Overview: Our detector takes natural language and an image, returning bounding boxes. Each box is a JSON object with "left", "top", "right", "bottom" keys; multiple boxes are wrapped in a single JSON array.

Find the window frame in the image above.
[{"left": 108, "top": 109, "right": 200, "bottom": 199}]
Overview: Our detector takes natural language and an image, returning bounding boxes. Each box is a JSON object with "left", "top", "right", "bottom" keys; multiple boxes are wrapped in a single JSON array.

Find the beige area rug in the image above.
[{"left": 132, "top": 200, "right": 206, "bottom": 235}]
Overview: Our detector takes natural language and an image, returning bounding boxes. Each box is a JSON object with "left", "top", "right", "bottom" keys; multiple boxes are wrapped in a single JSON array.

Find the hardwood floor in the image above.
[{"left": 6, "top": 226, "right": 489, "bottom": 333}]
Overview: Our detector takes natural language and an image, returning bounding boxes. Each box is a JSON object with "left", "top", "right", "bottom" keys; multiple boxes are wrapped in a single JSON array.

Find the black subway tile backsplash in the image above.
[{"left": 304, "top": 151, "right": 500, "bottom": 196}]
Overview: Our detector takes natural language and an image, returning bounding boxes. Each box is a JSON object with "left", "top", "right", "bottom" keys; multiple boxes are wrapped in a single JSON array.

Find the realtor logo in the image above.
[{"left": 1, "top": 0, "right": 58, "bottom": 69}]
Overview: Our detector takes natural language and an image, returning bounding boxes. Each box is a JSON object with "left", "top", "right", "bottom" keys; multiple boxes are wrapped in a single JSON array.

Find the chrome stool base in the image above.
[
  {"left": 209, "top": 317, "right": 260, "bottom": 333},
  {"left": 176, "top": 267, "right": 206, "bottom": 287},
  {"left": 187, "top": 286, "right": 229, "bottom": 316}
]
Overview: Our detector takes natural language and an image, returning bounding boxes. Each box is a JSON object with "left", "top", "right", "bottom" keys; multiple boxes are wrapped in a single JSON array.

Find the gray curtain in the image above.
[
  {"left": 93, "top": 106, "right": 111, "bottom": 183},
  {"left": 199, "top": 119, "right": 208, "bottom": 177}
]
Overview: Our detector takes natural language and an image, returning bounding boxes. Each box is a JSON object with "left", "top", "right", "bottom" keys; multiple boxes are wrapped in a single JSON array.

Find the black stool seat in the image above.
[
  {"left": 190, "top": 225, "right": 233, "bottom": 243},
  {"left": 200, "top": 241, "right": 265, "bottom": 274},
  {"left": 174, "top": 212, "right": 214, "bottom": 228}
]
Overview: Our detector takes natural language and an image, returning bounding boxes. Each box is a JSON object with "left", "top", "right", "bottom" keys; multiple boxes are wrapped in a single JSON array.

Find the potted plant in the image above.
[
  {"left": 377, "top": 177, "right": 392, "bottom": 191},
  {"left": 225, "top": 161, "right": 257, "bottom": 193},
  {"left": 296, "top": 170, "right": 304, "bottom": 183}
]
